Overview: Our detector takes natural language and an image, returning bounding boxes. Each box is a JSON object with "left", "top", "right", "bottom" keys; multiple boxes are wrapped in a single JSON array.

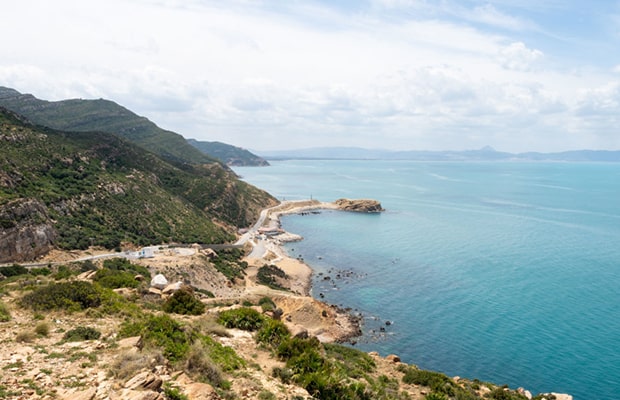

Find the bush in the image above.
[
  {"left": 63, "top": 326, "right": 101, "bottom": 341},
  {"left": 93, "top": 268, "right": 140, "bottom": 289},
  {"left": 163, "top": 288, "right": 205, "bottom": 315},
  {"left": 258, "top": 296, "right": 276, "bottom": 312},
  {"left": 256, "top": 264, "right": 288, "bottom": 290},
  {"left": 0, "top": 264, "right": 28, "bottom": 278},
  {"left": 53, "top": 265, "right": 76, "bottom": 280},
  {"left": 35, "top": 322, "right": 50, "bottom": 337},
  {"left": 184, "top": 341, "right": 224, "bottom": 388},
  {"left": 402, "top": 368, "right": 455, "bottom": 395},
  {"left": 276, "top": 337, "right": 321, "bottom": 361},
  {"left": 16, "top": 331, "right": 35, "bottom": 343},
  {"left": 163, "top": 384, "right": 189, "bottom": 400},
  {"left": 211, "top": 248, "right": 247, "bottom": 281},
  {"left": 426, "top": 393, "right": 449, "bottom": 400},
  {"left": 110, "top": 350, "right": 165, "bottom": 380},
  {"left": 199, "top": 335, "right": 245, "bottom": 372},
  {"left": 256, "top": 319, "right": 290, "bottom": 348},
  {"left": 20, "top": 281, "right": 102, "bottom": 311},
  {"left": 29, "top": 267, "right": 51, "bottom": 276},
  {"left": 137, "top": 314, "right": 191, "bottom": 363},
  {"left": 0, "top": 301, "right": 10, "bottom": 322},
  {"left": 217, "top": 307, "right": 265, "bottom": 331},
  {"left": 324, "top": 343, "right": 376, "bottom": 377},
  {"left": 102, "top": 258, "right": 151, "bottom": 280}
]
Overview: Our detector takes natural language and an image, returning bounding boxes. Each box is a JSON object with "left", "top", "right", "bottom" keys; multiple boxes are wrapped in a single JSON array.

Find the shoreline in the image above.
[
  {"left": 241, "top": 199, "right": 370, "bottom": 343},
  {"left": 242, "top": 199, "right": 574, "bottom": 399}
]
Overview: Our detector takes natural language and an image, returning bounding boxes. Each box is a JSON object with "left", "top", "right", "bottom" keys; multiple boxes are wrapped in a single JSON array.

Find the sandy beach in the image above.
[{"left": 241, "top": 199, "right": 366, "bottom": 342}]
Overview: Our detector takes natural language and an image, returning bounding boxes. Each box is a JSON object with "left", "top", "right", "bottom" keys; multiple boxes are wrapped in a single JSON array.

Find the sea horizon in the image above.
[{"left": 234, "top": 160, "right": 620, "bottom": 400}]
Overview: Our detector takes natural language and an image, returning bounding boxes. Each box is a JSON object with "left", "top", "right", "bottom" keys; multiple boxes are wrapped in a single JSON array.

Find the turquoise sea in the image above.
[{"left": 234, "top": 160, "right": 620, "bottom": 400}]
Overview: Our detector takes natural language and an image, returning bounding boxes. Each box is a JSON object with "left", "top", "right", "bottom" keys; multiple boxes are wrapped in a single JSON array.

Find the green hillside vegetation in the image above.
[
  {"left": 0, "top": 107, "right": 275, "bottom": 254},
  {"left": 187, "top": 139, "right": 269, "bottom": 167},
  {"left": 0, "top": 87, "right": 215, "bottom": 166}
]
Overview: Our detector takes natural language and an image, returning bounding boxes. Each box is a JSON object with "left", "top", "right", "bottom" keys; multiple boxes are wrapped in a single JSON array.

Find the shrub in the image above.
[
  {"left": 184, "top": 341, "right": 224, "bottom": 388},
  {"left": 35, "top": 322, "right": 50, "bottom": 337},
  {"left": 256, "top": 319, "right": 290, "bottom": 348},
  {"left": 20, "top": 281, "right": 102, "bottom": 311},
  {"left": 426, "top": 393, "right": 449, "bottom": 400},
  {"left": 29, "top": 267, "right": 51, "bottom": 276},
  {"left": 190, "top": 316, "right": 231, "bottom": 338},
  {"left": 93, "top": 268, "right": 139, "bottom": 289},
  {"left": 102, "top": 258, "right": 151, "bottom": 280},
  {"left": 258, "top": 296, "right": 276, "bottom": 312},
  {"left": 211, "top": 248, "right": 247, "bottom": 281},
  {"left": 217, "top": 307, "right": 265, "bottom": 331},
  {"left": 110, "top": 350, "right": 165, "bottom": 380},
  {"left": 276, "top": 337, "right": 321, "bottom": 361},
  {"left": 135, "top": 314, "right": 191, "bottom": 363},
  {"left": 258, "top": 390, "right": 276, "bottom": 400},
  {"left": 402, "top": 368, "right": 455, "bottom": 395},
  {"left": 63, "top": 326, "right": 101, "bottom": 342},
  {"left": 16, "top": 331, "right": 35, "bottom": 343},
  {"left": 324, "top": 343, "right": 376, "bottom": 377},
  {"left": 53, "top": 265, "right": 76, "bottom": 280},
  {"left": 199, "top": 335, "right": 245, "bottom": 372},
  {"left": 272, "top": 366, "right": 294, "bottom": 384},
  {"left": 163, "top": 383, "right": 189, "bottom": 400},
  {"left": 0, "top": 301, "right": 10, "bottom": 322},
  {"left": 0, "top": 264, "right": 28, "bottom": 278},
  {"left": 163, "top": 288, "right": 205, "bottom": 315},
  {"left": 256, "top": 264, "right": 288, "bottom": 290}
]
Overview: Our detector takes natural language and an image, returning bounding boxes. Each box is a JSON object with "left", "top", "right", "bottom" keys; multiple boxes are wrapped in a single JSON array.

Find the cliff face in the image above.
[{"left": 0, "top": 199, "right": 56, "bottom": 263}]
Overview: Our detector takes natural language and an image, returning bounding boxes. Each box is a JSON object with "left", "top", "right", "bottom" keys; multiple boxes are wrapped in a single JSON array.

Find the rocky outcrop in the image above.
[
  {"left": 0, "top": 198, "right": 56, "bottom": 263},
  {"left": 334, "top": 198, "right": 384, "bottom": 213}
]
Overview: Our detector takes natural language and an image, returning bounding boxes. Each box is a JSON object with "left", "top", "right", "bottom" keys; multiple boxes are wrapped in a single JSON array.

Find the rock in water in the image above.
[{"left": 334, "top": 198, "right": 384, "bottom": 213}]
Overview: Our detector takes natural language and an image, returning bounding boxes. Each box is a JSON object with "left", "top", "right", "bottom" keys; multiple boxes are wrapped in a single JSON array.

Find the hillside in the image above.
[
  {"left": 0, "top": 87, "right": 216, "bottom": 166},
  {"left": 0, "top": 107, "right": 276, "bottom": 262},
  {"left": 0, "top": 238, "right": 568, "bottom": 400},
  {"left": 188, "top": 139, "right": 269, "bottom": 167}
]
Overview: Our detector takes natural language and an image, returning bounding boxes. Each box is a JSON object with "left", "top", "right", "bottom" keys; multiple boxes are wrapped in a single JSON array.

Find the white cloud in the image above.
[
  {"left": 1, "top": 0, "right": 619, "bottom": 152},
  {"left": 498, "top": 42, "right": 544, "bottom": 71}
]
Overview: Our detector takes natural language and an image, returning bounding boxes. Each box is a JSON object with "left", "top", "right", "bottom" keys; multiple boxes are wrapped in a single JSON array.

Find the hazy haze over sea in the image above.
[{"left": 234, "top": 160, "right": 620, "bottom": 400}]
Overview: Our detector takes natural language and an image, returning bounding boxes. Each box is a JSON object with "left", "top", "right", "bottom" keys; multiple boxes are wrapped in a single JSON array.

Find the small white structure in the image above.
[{"left": 138, "top": 247, "right": 155, "bottom": 258}]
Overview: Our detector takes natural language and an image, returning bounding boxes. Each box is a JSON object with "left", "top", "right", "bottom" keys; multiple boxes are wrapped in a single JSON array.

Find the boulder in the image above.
[
  {"left": 289, "top": 324, "right": 309, "bottom": 339},
  {"left": 150, "top": 274, "right": 168, "bottom": 290},
  {"left": 162, "top": 281, "right": 183, "bottom": 294},
  {"left": 125, "top": 371, "right": 163, "bottom": 391},
  {"left": 385, "top": 354, "right": 401, "bottom": 363},
  {"left": 550, "top": 394, "right": 573, "bottom": 400}
]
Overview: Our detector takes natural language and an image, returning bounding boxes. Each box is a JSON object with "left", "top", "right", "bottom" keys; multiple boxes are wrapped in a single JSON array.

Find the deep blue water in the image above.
[{"left": 234, "top": 160, "right": 620, "bottom": 400}]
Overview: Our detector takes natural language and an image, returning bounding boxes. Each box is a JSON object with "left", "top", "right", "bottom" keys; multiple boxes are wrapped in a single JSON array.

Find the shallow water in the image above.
[{"left": 234, "top": 160, "right": 620, "bottom": 400}]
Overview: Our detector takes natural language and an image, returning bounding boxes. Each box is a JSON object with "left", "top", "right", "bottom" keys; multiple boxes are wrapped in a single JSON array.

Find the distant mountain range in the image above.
[{"left": 258, "top": 146, "right": 620, "bottom": 162}]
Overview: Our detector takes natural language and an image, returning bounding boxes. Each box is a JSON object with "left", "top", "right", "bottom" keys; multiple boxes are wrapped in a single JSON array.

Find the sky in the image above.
[{"left": 3, "top": 0, "right": 620, "bottom": 152}]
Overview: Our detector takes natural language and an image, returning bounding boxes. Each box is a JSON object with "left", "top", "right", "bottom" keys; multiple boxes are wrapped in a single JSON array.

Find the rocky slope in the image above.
[
  {"left": 0, "top": 107, "right": 276, "bottom": 262},
  {"left": 0, "top": 245, "right": 570, "bottom": 400}
]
